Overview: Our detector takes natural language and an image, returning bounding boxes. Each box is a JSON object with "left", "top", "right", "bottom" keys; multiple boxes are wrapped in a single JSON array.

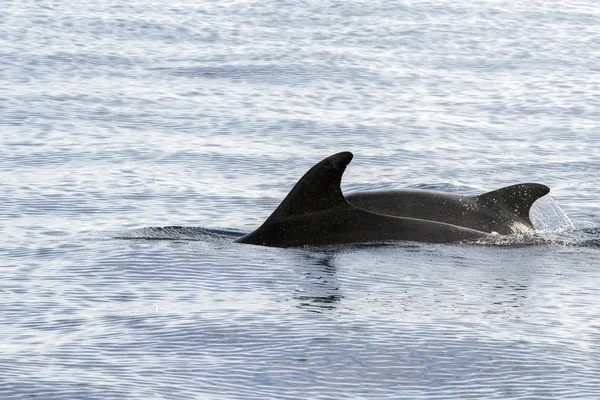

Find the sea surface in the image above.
[{"left": 2, "top": 0, "right": 600, "bottom": 398}]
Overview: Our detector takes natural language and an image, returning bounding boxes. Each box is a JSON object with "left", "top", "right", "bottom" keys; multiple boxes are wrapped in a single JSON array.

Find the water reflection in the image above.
[
  {"left": 293, "top": 252, "right": 342, "bottom": 313},
  {"left": 484, "top": 278, "right": 529, "bottom": 318}
]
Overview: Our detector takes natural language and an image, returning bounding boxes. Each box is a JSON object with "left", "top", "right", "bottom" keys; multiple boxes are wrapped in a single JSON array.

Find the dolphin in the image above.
[
  {"left": 236, "top": 152, "right": 497, "bottom": 248},
  {"left": 346, "top": 183, "right": 550, "bottom": 235}
]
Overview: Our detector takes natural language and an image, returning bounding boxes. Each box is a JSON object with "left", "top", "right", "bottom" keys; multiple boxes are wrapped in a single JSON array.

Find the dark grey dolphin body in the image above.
[
  {"left": 237, "top": 152, "right": 503, "bottom": 248},
  {"left": 346, "top": 183, "right": 550, "bottom": 235}
]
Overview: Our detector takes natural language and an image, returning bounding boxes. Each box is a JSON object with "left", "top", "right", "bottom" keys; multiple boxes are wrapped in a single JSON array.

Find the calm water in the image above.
[{"left": 2, "top": 0, "right": 600, "bottom": 398}]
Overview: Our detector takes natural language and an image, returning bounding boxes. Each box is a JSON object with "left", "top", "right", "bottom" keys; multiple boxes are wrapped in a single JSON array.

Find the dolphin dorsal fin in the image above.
[
  {"left": 265, "top": 152, "right": 353, "bottom": 222},
  {"left": 477, "top": 183, "right": 550, "bottom": 220}
]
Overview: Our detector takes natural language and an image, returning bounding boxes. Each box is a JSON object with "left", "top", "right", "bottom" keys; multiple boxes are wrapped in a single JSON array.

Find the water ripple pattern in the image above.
[{"left": 1, "top": 0, "right": 599, "bottom": 399}]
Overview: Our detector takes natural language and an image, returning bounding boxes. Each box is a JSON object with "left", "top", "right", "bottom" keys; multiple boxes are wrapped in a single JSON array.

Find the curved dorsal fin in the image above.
[
  {"left": 477, "top": 183, "right": 550, "bottom": 220},
  {"left": 265, "top": 152, "right": 353, "bottom": 222}
]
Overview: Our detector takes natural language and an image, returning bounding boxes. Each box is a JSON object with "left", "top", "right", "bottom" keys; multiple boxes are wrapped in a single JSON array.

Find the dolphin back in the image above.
[{"left": 236, "top": 153, "right": 550, "bottom": 247}]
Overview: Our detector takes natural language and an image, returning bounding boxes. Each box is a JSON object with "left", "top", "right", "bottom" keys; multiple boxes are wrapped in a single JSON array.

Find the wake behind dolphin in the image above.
[{"left": 236, "top": 152, "right": 550, "bottom": 248}]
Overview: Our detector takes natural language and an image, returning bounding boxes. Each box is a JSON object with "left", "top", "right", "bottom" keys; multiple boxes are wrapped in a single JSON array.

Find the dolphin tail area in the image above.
[{"left": 477, "top": 183, "right": 550, "bottom": 223}]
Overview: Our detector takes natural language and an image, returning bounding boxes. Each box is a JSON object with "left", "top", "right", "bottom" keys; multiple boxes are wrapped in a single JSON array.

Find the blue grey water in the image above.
[{"left": 1, "top": 0, "right": 599, "bottom": 398}]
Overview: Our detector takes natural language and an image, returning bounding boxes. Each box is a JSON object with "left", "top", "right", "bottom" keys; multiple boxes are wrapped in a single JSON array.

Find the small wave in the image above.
[
  {"left": 472, "top": 232, "right": 545, "bottom": 247},
  {"left": 117, "top": 225, "right": 600, "bottom": 250},
  {"left": 473, "top": 228, "right": 600, "bottom": 249},
  {"left": 577, "top": 227, "right": 600, "bottom": 248},
  {"left": 581, "top": 239, "right": 600, "bottom": 248},
  {"left": 581, "top": 227, "right": 600, "bottom": 235},
  {"left": 117, "top": 226, "right": 245, "bottom": 241}
]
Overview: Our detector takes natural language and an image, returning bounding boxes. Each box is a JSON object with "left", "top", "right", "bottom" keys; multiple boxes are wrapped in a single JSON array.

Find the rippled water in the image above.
[{"left": 2, "top": 0, "right": 600, "bottom": 398}]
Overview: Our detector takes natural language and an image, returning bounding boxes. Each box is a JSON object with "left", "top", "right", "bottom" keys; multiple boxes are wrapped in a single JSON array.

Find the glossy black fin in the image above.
[
  {"left": 264, "top": 152, "right": 354, "bottom": 223},
  {"left": 477, "top": 183, "right": 550, "bottom": 221}
]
